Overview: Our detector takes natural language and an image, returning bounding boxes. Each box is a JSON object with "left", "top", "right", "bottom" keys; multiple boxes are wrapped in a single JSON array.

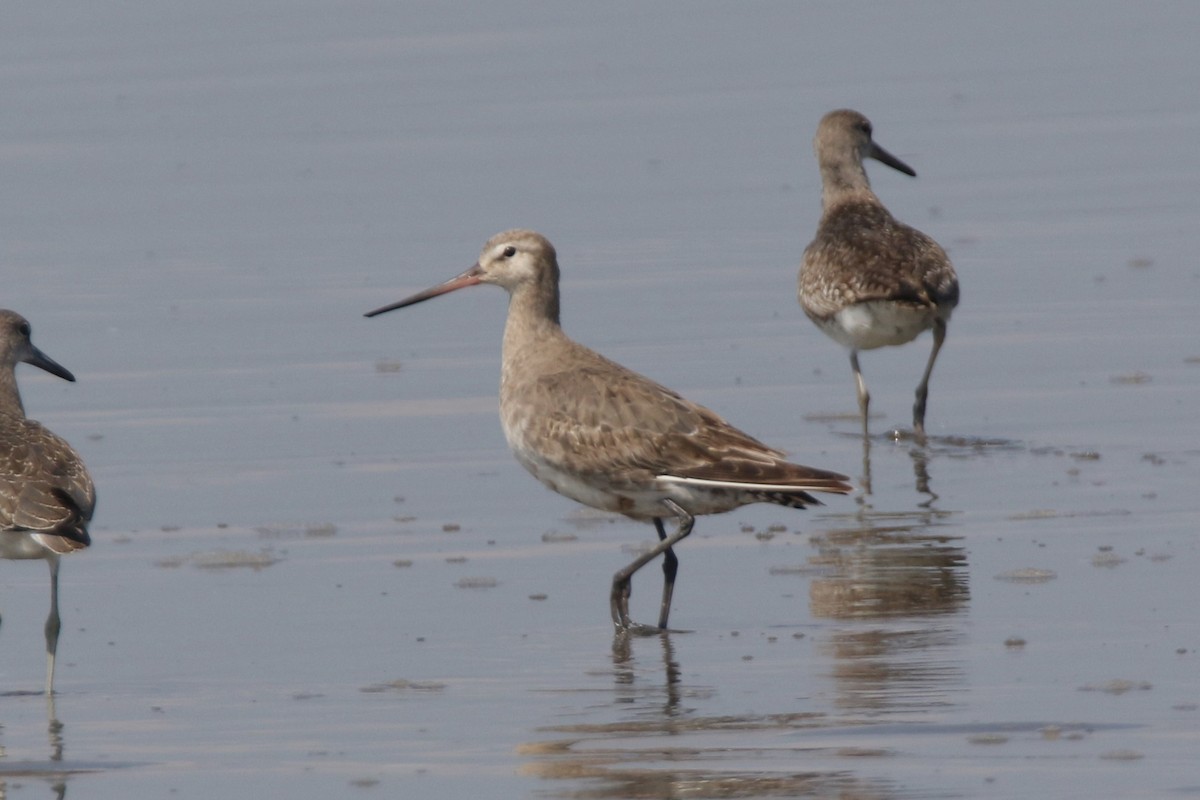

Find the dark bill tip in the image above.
[
  {"left": 868, "top": 141, "right": 917, "bottom": 177},
  {"left": 365, "top": 265, "right": 484, "bottom": 318},
  {"left": 25, "top": 346, "right": 75, "bottom": 382}
]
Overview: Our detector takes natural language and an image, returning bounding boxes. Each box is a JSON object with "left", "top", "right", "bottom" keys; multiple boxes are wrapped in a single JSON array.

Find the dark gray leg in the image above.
[
  {"left": 654, "top": 518, "right": 679, "bottom": 630},
  {"left": 913, "top": 319, "right": 948, "bottom": 439},
  {"left": 45, "top": 555, "right": 61, "bottom": 696},
  {"left": 850, "top": 350, "right": 869, "bottom": 437},
  {"left": 610, "top": 500, "right": 693, "bottom": 631},
  {"left": 609, "top": 574, "right": 632, "bottom": 629}
]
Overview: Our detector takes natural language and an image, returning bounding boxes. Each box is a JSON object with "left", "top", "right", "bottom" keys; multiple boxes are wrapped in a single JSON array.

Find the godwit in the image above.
[
  {"left": 799, "top": 109, "right": 959, "bottom": 439},
  {"left": 368, "top": 230, "right": 852, "bottom": 631},
  {"left": 0, "top": 310, "right": 94, "bottom": 695}
]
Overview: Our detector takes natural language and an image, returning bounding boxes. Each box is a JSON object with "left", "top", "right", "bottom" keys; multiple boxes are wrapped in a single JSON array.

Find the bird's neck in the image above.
[
  {"left": 820, "top": 160, "right": 878, "bottom": 212},
  {"left": 502, "top": 280, "right": 563, "bottom": 358},
  {"left": 0, "top": 369, "right": 26, "bottom": 417}
]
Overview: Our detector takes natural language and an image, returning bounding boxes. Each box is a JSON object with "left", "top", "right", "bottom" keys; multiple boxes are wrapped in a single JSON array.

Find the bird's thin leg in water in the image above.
[
  {"left": 655, "top": 518, "right": 679, "bottom": 630},
  {"left": 610, "top": 500, "right": 693, "bottom": 631},
  {"left": 850, "top": 350, "right": 870, "bottom": 437},
  {"left": 913, "top": 319, "right": 947, "bottom": 439},
  {"left": 609, "top": 577, "right": 632, "bottom": 630},
  {"left": 44, "top": 555, "right": 61, "bottom": 697}
]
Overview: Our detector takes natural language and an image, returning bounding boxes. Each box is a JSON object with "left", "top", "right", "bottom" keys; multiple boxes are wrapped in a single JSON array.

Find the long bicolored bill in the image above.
[
  {"left": 24, "top": 345, "right": 75, "bottom": 382},
  {"left": 364, "top": 264, "right": 485, "bottom": 318},
  {"left": 868, "top": 141, "right": 916, "bottom": 177}
]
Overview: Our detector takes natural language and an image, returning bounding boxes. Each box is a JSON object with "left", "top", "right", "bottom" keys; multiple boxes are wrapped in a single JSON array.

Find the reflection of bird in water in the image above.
[
  {"left": 807, "top": 501, "right": 966, "bottom": 641},
  {"left": 799, "top": 109, "right": 959, "bottom": 439},
  {"left": 855, "top": 431, "right": 939, "bottom": 506},
  {"left": 808, "top": 510, "right": 968, "bottom": 713},
  {"left": 0, "top": 310, "right": 95, "bottom": 696},
  {"left": 808, "top": 517, "right": 966, "bottom": 620},
  {"left": 523, "top": 627, "right": 886, "bottom": 797},
  {"left": 368, "top": 230, "right": 852, "bottom": 630}
]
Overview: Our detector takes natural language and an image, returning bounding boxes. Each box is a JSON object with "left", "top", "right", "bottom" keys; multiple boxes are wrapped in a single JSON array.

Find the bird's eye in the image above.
[
  {"left": 502, "top": 246, "right": 517, "bottom": 258},
  {"left": 17, "top": 322, "right": 30, "bottom": 337},
  {"left": 858, "top": 121, "right": 872, "bottom": 137}
]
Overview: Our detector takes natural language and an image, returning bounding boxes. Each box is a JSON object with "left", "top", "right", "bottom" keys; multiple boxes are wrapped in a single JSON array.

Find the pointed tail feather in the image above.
[
  {"left": 749, "top": 490, "right": 825, "bottom": 509},
  {"left": 657, "top": 470, "right": 854, "bottom": 501},
  {"left": 29, "top": 488, "right": 92, "bottom": 554},
  {"left": 32, "top": 529, "right": 89, "bottom": 554}
]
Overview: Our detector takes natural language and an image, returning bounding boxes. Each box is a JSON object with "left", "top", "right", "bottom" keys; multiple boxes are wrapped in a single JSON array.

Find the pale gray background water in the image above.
[{"left": 1, "top": 2, "right": 1197, "bottom": 797}]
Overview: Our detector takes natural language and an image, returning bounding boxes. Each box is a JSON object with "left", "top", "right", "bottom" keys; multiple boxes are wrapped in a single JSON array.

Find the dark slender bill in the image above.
[
  {"left": 868, "top": 141, "right": 917, "bottom": 177},
  {"left": 365, "top": 265, "right": 485, "bottom": 317},
  {"left": 24, "top": 346, "right": 75, "bottom": 382}
]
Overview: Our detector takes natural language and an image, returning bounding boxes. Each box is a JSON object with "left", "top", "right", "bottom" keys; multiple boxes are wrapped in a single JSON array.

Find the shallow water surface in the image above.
[{"left": 1, "top": 2, "right": 1198, "bottom": 798}]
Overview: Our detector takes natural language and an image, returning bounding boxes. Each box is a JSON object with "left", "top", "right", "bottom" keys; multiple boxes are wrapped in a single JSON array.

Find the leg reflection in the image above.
[
  {"left": 611, "top": 629, "right": 681, "bottom": 718},
  {"left": 47, "top": 693, "right": 64, "bottom": 763},
  {"left": 910, "top": 443, "right": 938, "bottom": 507},
  {"left": 858, "top": 429, "right": 873, "bottom": 500}
]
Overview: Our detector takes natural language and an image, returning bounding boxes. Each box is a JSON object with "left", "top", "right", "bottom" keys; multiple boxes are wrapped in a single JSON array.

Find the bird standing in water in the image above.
[
  {"left": 799, "top": 109, "right": 959, "bottom": 438},
  {"left": 368, "top": 230, "right": 851, "bottom": 631},
  {"left": 0, "top": 310, "right": 94, "bottom": 695}
]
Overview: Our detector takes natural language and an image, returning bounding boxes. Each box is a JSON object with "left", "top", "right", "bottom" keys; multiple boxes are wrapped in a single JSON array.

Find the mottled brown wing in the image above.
[
  {"left": 800, "top": 203, "right": 959, "bottom": 319},
  {"left": 0, "top": 415, "right": 95, "bottom": 550},
  {"left": 511, "top": 348, "right": 844, "bottom": 491}
]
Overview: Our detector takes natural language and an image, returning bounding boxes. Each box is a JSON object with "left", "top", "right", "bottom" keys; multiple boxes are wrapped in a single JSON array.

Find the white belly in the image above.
[
  {"left": 819, "top": 301, "right": 934, "bottom": 350},
  {"left": 0, "top": 531, "right": 52, "bottom": 560},
  {"left": 510, "top": 448, "right": 745, "bottom": 521}
]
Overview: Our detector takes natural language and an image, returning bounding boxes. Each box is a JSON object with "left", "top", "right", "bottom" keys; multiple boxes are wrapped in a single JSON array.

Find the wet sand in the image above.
[{"left": 1, "top": 2, "right": 1198, "bottom": 797}]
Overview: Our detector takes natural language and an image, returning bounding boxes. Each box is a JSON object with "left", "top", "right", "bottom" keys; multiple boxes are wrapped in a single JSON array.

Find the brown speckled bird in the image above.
[
  {"left": 0, "top": 310, "right": 94, "bottom": 695},
  {"left": 799, "top": 109, "right": 959, "bottom": 438},
  {"left": 368, "top": 229, "right": 852, "bottom": 631}
]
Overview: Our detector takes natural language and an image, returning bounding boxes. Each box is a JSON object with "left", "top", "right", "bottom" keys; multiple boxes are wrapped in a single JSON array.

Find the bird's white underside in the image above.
[
  {"left": 819, "top": 301, "right": 933, "bottom": 350},
  {"left": 512, "top": 450, "right": 816, "bottom": 520}
]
